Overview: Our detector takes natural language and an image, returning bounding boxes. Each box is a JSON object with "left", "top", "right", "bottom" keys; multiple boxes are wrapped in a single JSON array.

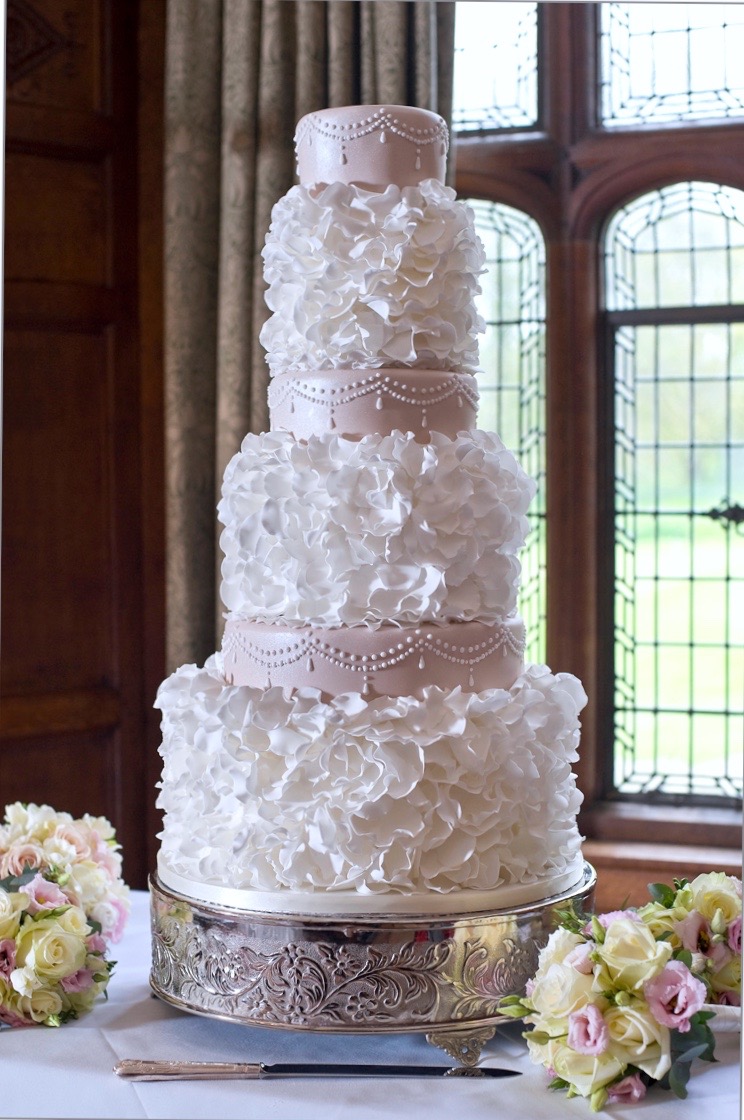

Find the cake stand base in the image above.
[{"left": 149, "top": 863, "right": 596, "bottom": 1066}]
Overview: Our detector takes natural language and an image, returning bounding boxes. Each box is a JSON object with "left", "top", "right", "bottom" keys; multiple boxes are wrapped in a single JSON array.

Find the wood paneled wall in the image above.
[{"left": 2, "top": 0, "right": 165, "bottom": 888}]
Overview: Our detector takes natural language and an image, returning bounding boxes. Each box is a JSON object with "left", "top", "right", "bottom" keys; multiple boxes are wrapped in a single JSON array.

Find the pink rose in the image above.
[
  {"left": 644, "top": 960, "right": 707, "bottom": 1032},
  {"left": 0, "top": 843, "right": 44, "bottom": 878},
  {"left": 717, "top": 990, "right": 741, "bottom": 1006},
  {"left": 567, "top": 1002, "right": 610, "bottom": 1055},
  {"left": 19, "top": 873, "right": 69, "bottom": 914},
  {"left": 727, "top": 916, "right": 741, "bottom": 954},
  {"left": 565, "top": 942, "right": 594, "bottom": 974},
  {"left": 60, "top": 967, "right": 95, "bottom": 993},
  {"left": 608, "top": 1072, "right": 647, "bottom": 1103},
  {"left": 0, "top": 939, "right": 16, "bottom": 977},
  {"left": 53, "top": 823, "right": 93, "bottom": 861}
]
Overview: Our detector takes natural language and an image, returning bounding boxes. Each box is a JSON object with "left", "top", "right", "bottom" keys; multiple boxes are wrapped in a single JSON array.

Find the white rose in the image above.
[
  {"left": 57, "top": 905, "right": 90, "bottom": 938},
  {"left": 24, "top": 985, "right": 64, "bottom": 1023},
  {"left": 0, "top": 888, "right": 27, "bottom": 940},
  {"left": 529, "top": 961, "right": 595, "bottom": 1027},
  {"left": 594, "top": 918, "right": 672, "bottom": 992},
  {"left": 535, "top": 928, "right": 586, "bottom": 976},
  {"left": 15, "top": 919, "right": 87, "bottom": 981},
  {"left": 605, "top": 1000, "right": 671, "bottom": 1081},
  {"left": 547, "top": 1039, "right": 625, "bottom": 1098},
  {"left": 689, "top": 873, "right": 742, "bottom": 925}
]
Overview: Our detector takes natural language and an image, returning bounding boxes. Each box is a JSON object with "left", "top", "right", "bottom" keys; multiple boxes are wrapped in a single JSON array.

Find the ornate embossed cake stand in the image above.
[{"left": 149, "top": 863, "right": 595, "bottom": 1065}]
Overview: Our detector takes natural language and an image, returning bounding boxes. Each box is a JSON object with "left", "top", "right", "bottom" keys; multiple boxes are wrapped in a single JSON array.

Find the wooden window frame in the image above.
[{"left": 454, "top": 2, "right": 742, "bottom": 859}]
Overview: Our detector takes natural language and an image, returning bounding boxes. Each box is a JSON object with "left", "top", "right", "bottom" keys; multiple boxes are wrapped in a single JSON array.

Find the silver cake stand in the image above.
[{"left": 149, "top": 863, "right": 595, "bottom": 1065}]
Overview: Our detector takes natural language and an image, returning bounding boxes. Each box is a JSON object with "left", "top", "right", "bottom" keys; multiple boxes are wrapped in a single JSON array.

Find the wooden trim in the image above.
[
  {"left": 1, "top": 688, "right": 121, "bottom": 739},
  {"left": 581, "top": 802, "right": 742, "bottom": 850},
  {"left": 584, "top": 839, "right": 742, "bottom": 911}
]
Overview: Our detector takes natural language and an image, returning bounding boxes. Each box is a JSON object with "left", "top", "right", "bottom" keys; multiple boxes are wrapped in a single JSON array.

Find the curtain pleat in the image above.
[{"left": 165, "top": 0, "right": 456, "bottom": 670}]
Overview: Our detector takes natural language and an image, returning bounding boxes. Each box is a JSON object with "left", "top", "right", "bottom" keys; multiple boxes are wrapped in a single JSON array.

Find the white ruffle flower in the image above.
[
  {"left": 155, "top": 658, "right": 585, "bottom": 896},
  {"left": 218, "top": 429, "right": 535, "bottom": 627},
  {"left": 259, "top": 179, "right": 486, "bottom": 375}
]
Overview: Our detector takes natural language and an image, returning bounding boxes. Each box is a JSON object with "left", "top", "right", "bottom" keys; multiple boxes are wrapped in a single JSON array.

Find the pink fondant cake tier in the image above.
[
  {"left": 268, "top": 370, "right": 479, "bottom": 440},
  {"left": 221, "top": 617, "right": 525, "bottom": 699},
  {"left": 295, "top": 105, "right": 448, "bottom": 189}
]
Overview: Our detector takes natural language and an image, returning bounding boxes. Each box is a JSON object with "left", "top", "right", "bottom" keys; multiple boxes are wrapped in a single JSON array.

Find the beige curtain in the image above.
[{"left": 165, "top": 0, "right": 456, "bottom": 670}]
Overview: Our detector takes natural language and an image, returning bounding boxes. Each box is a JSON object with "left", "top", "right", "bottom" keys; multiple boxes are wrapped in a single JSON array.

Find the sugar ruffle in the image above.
[
  {"left": 155, "top": 657, "right": 585, "bottom": 896},
  {"left": 259, "top": 179, "right": 485, "bottom": 375},
  {"left": 218, "top": 429, "right": 535, "bottom": 627}
]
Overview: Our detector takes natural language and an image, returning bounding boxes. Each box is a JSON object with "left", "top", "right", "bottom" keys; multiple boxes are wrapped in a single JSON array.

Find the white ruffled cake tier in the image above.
[
  {"left": 259, "top": 178, "right": 485, "bottom": 376},
  {"left": 218, "top": 429, "right": 535, "bottom": 628},
  {"left": 155, "top": 658, "right": 586, "bottom": 913}
]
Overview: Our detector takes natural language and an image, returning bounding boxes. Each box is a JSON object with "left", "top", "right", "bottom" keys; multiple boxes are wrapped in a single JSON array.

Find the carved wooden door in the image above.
[{"left": 2, "top": 0, "right": 164, "bottom": 887}]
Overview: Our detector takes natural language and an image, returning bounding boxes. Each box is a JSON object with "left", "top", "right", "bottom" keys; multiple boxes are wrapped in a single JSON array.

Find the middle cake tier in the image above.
[
  {"left": 222, "top": 617, "right": 525, "bottom": 698},
  {"left": 219, "top": 428, "right": 536, "bottom": 627}
]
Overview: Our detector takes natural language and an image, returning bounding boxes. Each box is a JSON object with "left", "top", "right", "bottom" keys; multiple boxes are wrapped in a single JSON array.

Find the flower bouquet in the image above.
[
  {"left": 0, "top": 802, "right": 130, "bottom": 1027},
  {"left": 501, "top": 873, "right": 741, "bottom": 1111}
]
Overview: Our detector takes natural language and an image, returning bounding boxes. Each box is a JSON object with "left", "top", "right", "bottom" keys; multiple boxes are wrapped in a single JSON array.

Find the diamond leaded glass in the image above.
[
  {"left": 601, "top": 3, "right": 744, "bottom": 127},
  {"left": 453, "top": 2, "right": 538, "bottom": 131},
  {"left": 468, "top": 199, "right": 546, "bottom": 661},
  {"left": 605, "top": 183, "right": 744, "bottom": 803}
]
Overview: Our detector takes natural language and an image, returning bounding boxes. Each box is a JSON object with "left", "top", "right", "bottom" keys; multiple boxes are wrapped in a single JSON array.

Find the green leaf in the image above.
[
  {"left": 673, "top": 948, "right": 693, "bottom": 968},
  {"left": 647, "top": 882, "right": 676, "bottom": 907},
  {"left": 0, "top": 864, "right": 41, "bottom": 892},
  {"left": 548, "top": 1077, "right": 570, "bottom": 1091},
  {"left": 668, "top": 1061, "right": 691, "bottom": 1099}
]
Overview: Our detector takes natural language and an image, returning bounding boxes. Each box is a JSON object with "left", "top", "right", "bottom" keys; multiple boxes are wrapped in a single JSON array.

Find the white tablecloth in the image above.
[{"left": 1, "top": 891, "right": 740, "bottom": 1120}]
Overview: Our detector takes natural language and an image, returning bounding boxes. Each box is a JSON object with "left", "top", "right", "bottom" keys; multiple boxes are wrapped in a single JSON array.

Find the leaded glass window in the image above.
[
  {"left": 453, "top": 3, "right": 538, "bottom": 131},
  {"left": 468, "top": 200, "right": 546, "bottom": 661},
  {"left": 604, "top": 182, "right": 744, "bottom": 803},
  {"left": 601, "top": 3, "right": 744, "bottom": 127}
]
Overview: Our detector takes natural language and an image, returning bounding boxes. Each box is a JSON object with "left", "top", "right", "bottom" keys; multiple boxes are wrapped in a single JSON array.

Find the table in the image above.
[{"left": 1, "top": 891, "right": 740, "bottom": 1119}]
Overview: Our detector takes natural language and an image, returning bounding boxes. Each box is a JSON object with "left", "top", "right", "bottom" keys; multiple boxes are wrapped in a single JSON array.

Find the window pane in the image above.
[
  {"left": 453, "top": 3, "right": 538, "bottom": 131},
  {"left": 605, "top": 182, "right": 744, "bottom": 310},
  {"left": 606, "top": 187, "right": 744, "bottom": 804},
  {"left": 467, "top": 199, "right": 546, "bottom": 660},
  {"left": 601, "top": 3, "right": 744, "bottom": 127}
]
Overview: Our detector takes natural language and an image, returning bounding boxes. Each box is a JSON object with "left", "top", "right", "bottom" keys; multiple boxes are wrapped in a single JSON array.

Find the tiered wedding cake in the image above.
[{"left": 155, "top": 105, "right": 586, "bottom": 918}]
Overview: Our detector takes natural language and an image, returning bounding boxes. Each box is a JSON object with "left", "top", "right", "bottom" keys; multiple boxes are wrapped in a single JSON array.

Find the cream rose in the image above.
[
  {"left": 689, "top": 873, "right": 742, "bottom": 926},
  {"left": 534, "top": 928, "right": 586, "bottom": 976},
  {"left": 593, "top": 918, "right": 672, "bottom": 992},
  {"left": 22, "top": 985, "right": 64, "bottom": 1024},
  {"left": 15, "top": 919, "right": 87, "bottom": 981},
  {"left": 529, "top": 961, "right": 596, "bottom": 1028},
  {"left": 605, "top": 1000, "right": 671, "bottom": 1080},
  {"left": 547, "top": 1039, "right": 625, "bottom": 1098},
  {"left": 57, "top": 904, "right": 90, "bottom": 938},
  {"left": 0, "top": 889, "right": 27, "bottom": 940}
]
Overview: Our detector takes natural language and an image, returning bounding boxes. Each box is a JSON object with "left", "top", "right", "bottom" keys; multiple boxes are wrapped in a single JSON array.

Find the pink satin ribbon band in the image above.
[
  {"left": 268, "top": 369, "right": 480, "bottom": 441},
  {"left": 221, "top": 617, "right": 525, "bottom": 699}
]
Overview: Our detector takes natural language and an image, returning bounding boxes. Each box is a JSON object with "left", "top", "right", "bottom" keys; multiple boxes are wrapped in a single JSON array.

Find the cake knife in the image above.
[{"left": 113, "top": 1059, "right": 521, "bottom": 1081}]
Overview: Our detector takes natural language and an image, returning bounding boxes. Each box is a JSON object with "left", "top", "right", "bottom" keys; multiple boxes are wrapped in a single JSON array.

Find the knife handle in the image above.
[{"left": 114, "top": 1059, "right": 263, "bottom": 1081}]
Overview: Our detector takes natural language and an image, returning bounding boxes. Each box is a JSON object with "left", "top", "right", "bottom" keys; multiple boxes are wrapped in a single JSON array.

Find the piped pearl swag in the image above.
[
  {"left": 294, "top": 107, "right": 449, "bottom": 169},
  {"left": 268, "top": 371, "right": 479, "bottom": 433},
  {"left": 221, "top": 621, "right": 525, "bottom": 697}
]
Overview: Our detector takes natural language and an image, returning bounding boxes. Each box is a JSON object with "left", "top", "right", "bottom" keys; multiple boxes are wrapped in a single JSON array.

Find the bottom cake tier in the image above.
[{"left": 155, "top": 656, "right": 586, "bottom": 912}]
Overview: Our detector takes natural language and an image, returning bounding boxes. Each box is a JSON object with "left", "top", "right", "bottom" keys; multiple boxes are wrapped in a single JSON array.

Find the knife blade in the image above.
[{"left": 113, "top": 1059, "right": 521, "bottom": 1081}]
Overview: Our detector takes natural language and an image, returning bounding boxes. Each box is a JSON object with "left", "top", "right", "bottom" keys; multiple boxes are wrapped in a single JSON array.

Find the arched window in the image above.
[
  {"left": 454, "top": 2, "right": 743, "bottom": 884},
  {"left": 603, "top": 183, "right": 744, "bottom": 802},
  {"left": 467, "top": 200, "right": 547, "bottom": 661}
]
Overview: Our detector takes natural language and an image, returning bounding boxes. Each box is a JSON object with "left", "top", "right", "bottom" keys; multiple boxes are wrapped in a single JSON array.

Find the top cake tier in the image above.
[{"left": 295, "top": 105, "right": 448, "bottom": 189}]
